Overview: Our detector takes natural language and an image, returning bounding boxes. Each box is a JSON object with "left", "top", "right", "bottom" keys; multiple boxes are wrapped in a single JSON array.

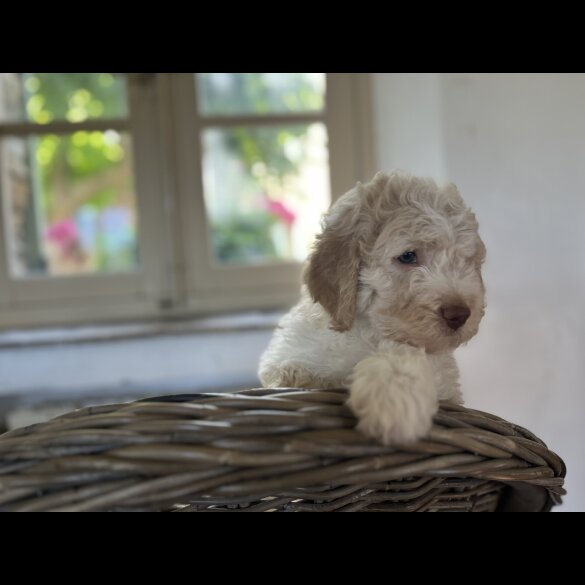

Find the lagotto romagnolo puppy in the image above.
[{"left": 258, "top": 171, "right": 486, "bottom": 445}]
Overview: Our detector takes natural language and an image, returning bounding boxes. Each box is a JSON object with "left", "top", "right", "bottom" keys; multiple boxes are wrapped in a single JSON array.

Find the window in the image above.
[{"left": 0, "top": 73, "right": 373, "bottom": 329}]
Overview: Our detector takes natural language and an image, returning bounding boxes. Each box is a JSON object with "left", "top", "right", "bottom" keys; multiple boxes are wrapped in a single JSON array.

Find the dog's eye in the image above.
[{"left": 397, "top": 251, "right": 418, "bottom": 265}]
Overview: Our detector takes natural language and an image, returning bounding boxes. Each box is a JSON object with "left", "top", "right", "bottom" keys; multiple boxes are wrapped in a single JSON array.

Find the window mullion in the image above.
[
  {"left": 199, "top": 112, "right": 325, "bottom": 128},
  {"left": 125, "top": 72, "right": 176, "bottom": 310},
  {"left": 163, "top": 73, "right": 209, "bottom": 301},
  {"left": 0, "top": 119, "right": 130, "bottom": 137}
]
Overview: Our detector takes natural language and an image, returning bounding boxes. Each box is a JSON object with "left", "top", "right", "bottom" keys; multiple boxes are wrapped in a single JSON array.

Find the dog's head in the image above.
[{"left": 305, "top": 171, "right": 486, "bottom": 353}]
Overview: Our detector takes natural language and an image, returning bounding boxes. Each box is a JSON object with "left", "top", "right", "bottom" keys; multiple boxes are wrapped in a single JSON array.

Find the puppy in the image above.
[{"left": 259, "top": 171, "right": 486, "bottom": 445}]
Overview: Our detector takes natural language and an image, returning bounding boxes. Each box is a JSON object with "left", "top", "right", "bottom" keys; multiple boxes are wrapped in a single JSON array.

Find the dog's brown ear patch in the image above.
[
  {"left": 305, "top": 176, "right": 391, "bottom": 331},
  {"left": 305, "top": 231, "right": 361, "bottom": 332},
  {"left": 307, "top": 246, "right": 359, "bottom": 331}
]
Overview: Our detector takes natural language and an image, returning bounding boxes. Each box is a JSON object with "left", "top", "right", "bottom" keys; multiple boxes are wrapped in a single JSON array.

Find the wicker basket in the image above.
[{"left": 0, "top": 388, "right": 566, "bottom": 512}]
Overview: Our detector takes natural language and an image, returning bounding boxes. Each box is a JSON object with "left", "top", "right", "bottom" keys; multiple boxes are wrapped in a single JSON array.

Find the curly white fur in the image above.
[{"left": 259, "top": 171, "right": 485, "bottom": 445}]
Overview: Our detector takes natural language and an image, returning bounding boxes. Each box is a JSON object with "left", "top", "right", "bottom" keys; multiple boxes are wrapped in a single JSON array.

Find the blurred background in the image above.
[{"left": 0, "top": 73, "right": 582, "bottom": 510}]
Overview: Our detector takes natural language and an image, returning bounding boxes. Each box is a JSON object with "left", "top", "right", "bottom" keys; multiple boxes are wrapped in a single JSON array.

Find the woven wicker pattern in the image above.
[{"left": 0, "top": 388, "right": 566, "bottom": 512}]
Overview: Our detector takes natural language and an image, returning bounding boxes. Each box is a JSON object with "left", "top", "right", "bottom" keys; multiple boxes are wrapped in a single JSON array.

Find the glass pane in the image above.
[
  {"left": 197, "top": 73, "right": 325, "bottom": 115},
  {"left": 202, "top": 123, "right": 330, "bottom": 265},
  {"left": 0, "top": 73, "right": 127, "bottom": 123},
  {"left": 1, "top": 131, "right": 138, "bottom": 277}
]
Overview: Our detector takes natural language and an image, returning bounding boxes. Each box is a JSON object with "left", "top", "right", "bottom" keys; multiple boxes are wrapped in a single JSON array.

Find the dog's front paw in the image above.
[
  {"left": 353, "top": 398, "right": 434, "bottom": 445},
  {"left": 348, "top": 351, "right": 437, "bottom": 445}
]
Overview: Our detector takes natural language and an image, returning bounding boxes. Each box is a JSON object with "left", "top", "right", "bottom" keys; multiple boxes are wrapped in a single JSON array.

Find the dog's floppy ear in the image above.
[{"left": 305, "top": 182, "right": 369, "bottom": 332}]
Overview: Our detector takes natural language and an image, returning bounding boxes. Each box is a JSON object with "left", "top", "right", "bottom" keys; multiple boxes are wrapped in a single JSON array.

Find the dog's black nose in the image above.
[{"left": 441, "top": 305, "right": 471, "bottom": 330}]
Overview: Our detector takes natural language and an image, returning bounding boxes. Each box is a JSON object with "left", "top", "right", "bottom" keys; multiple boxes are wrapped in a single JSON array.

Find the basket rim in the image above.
[{"left": 0, "top": 389, "right": 567, "bottom": 512}]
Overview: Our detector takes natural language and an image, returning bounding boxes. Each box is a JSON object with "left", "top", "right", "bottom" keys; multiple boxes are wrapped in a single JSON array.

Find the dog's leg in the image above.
[
  {"left": 259, "top": 362, "right": 341, "bottom": 389},
  {"left": 347, "top": 341, "right": 437, "bottom": 445},
  {"left": 428, "top": 352, "right": 462, "bottom": 403}
]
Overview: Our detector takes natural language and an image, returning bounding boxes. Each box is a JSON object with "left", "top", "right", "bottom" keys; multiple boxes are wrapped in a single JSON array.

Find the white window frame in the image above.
[
  {"left": 0, "top": 73, "right": 374, "bottom": 329},
  {"left": 163, "top": 73, "right": 375, "bottom": 313}
]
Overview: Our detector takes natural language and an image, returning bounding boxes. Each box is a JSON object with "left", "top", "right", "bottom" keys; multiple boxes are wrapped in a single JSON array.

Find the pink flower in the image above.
[
  {"left": 46, "top": 219, "right": 79, "bottom": 247},
  {"left": 266, "top": 198, "right": 296, "bottom": 227}
]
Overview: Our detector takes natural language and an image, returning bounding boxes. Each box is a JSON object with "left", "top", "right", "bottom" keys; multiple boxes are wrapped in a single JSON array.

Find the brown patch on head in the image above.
[
  {"left": 304, "top": 179, "right": 382, "bottom": 332},
  {"left": 305, "top": 230, "right": 362, "bottom": 332}
]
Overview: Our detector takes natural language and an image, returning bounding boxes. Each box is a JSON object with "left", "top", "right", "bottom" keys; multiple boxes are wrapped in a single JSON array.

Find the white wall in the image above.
[
  {"left": 374, "top": 73, "right": 585, "bottom": 512},
  {"left": 374, "top": 73, "right": 446, "bottom": 180}
]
